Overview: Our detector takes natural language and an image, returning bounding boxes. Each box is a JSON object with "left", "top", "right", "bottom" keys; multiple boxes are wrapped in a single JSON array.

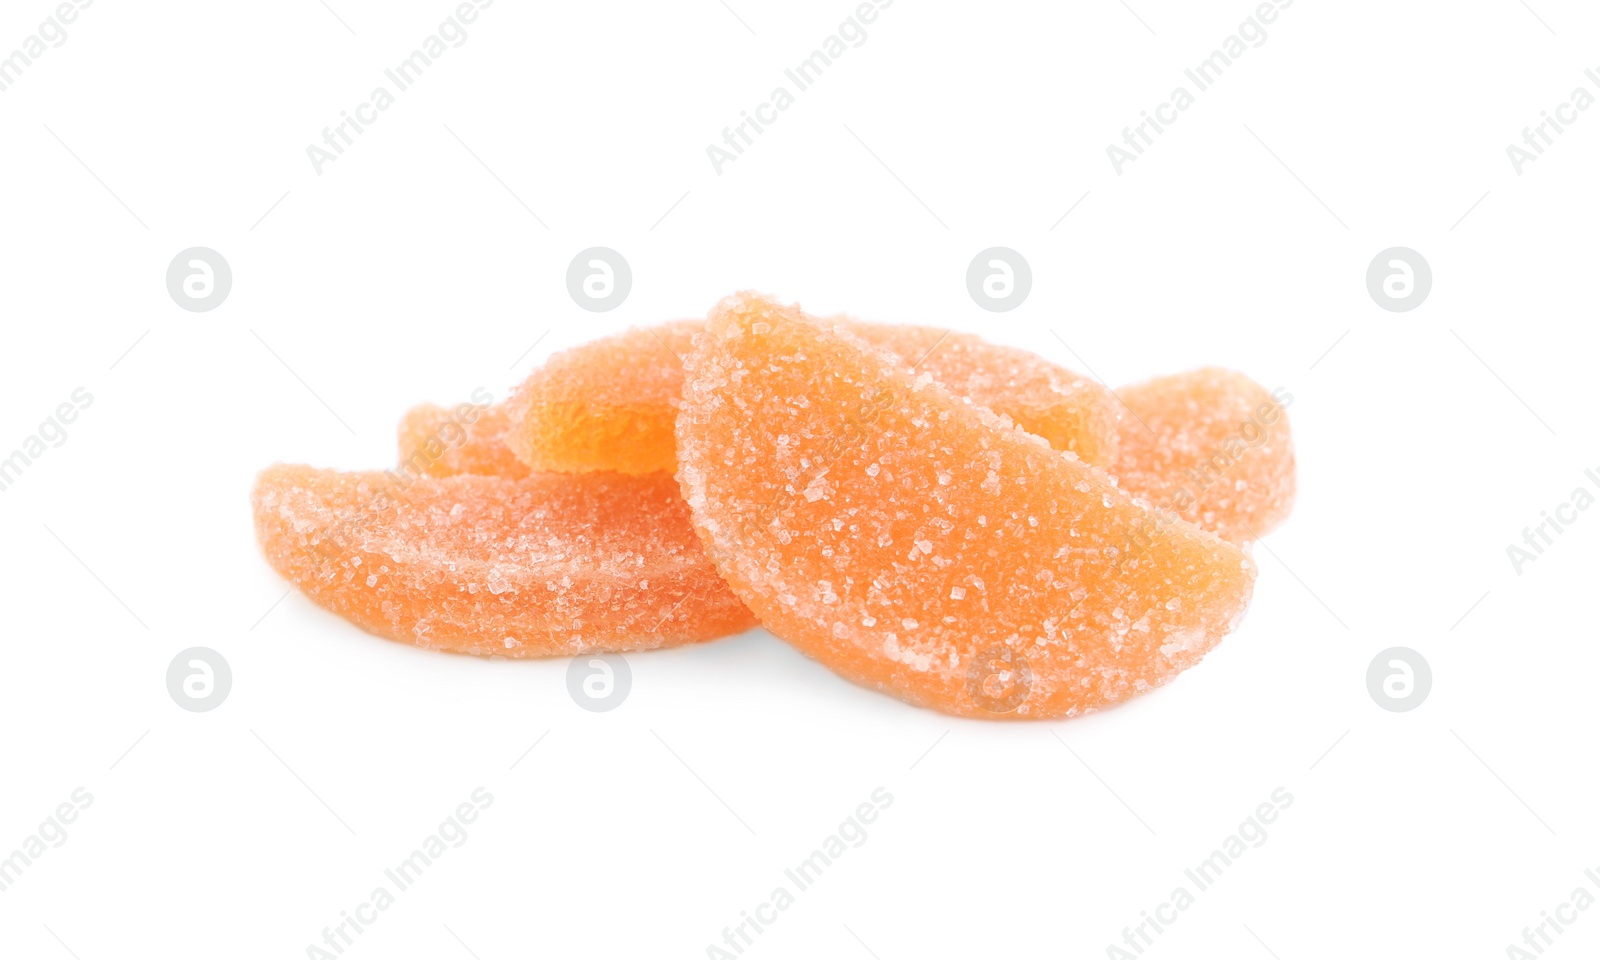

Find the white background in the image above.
[{"left": 2, "top": 0, "right": 1597, "bottom": 957}]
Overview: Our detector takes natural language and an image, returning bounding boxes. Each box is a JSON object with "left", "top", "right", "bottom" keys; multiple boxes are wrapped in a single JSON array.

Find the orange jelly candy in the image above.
[
  {"left": 502, "top": 319, "right": 1120, "bottom": 476},
  {"left": 676, "top": 293, "right": 1256, "bottom": 719},
  {"left": 252, "top": 465, "right": 755, "bottom": 656},
  {"left": 398, "top": 400, "right": 530, "bottom": 480},
  {"left": 504, "top": 321, "right": 701, "bottom": 475},
  {"left": 1111, "top": 368, "right": 1296, "bottom": 545},
  {"left": 836, "top": 320, "right": 1120, "bottom": 468}
]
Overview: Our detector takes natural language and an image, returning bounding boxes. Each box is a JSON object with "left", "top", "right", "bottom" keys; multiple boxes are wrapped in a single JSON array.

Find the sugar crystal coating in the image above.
[
  {"left": 252, "top": 465, "right": 755, "bottom": 656},
  {"left": 504, "top": 319, "right": 1119, "bottom": 475},
  {"left": 1111, "top": 368, "right": 1296, "bottom": 544},
  {"left": 675, "top": 293, "right": 1257, "bottom": 719}
]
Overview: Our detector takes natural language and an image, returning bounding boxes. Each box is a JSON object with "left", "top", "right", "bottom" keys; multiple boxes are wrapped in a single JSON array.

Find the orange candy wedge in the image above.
[
  {"left": 398, "top": 400, "right": 530, "bottom": 480},
  {"left": 504, "top": 321, "right": 701, "bottom": 475},
  {"left": 675, "top": 293, "right": 1256, "bottom": 719},
  {"left": 501, "top": 319, "right": 1120, "bottom": 476},
  {"left": 1111, "top": 368, "right": 1296, "bottom": 544},
  {"left": 836, "top": 320, "right": 1120, "bottom": 468},
  {"left": 252, "top": 465, "right": 755, "bottom": 656}
]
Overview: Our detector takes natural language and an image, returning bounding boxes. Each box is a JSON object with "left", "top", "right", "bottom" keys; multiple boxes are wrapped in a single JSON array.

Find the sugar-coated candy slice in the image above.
[
  {"left": 504, "top": 320, "right": 1119, "bottom": 475},
  {"left": 1111, "top": 368, "right": 1295, "bottom": 544},
  {"left": 505, "top": 321, "right": 701, "bottom": 475},
  {"left": 676, "top": 293, "right": 1256, "bottom": 720},
  {"left": 398, "top": 401, "right": 529, "bottom": 479},
  {"left": 252, "top": 465, "right": 755, "bottom": 656},
  {"left": 834, "top": 320, "right": 1120, "bottom": 468}
]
